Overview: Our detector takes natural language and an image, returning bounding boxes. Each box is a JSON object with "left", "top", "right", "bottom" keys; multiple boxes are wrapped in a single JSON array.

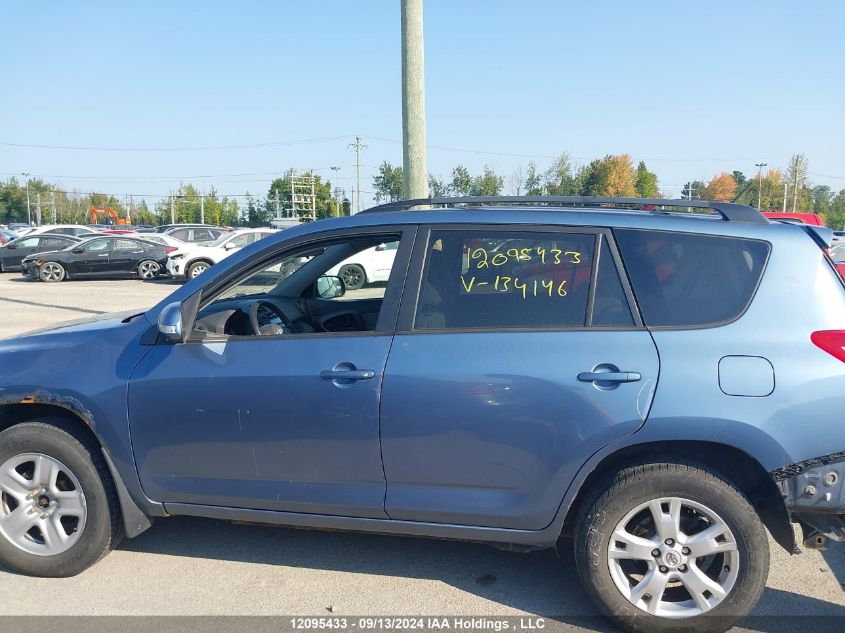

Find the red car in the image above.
[{"left": 762, "top": 211, "right": 825, "bottom": 225}]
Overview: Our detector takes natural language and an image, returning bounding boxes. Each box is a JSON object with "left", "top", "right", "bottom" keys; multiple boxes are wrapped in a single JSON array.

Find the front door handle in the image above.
[
  {"left": 577, "top": 371, "right": 641, "bottom": 383},
  {"left": 320, "top": 369, "right": 376, "bottom": 381}
]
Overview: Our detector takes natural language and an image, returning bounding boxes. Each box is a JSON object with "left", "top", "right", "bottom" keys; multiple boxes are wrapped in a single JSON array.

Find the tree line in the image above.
[
  {"left": 0, "top": 170, "right": 350, "bottom": 227},
  {"left": 373, "top": 152, "right": 845, "bottom": 229},
  {"left": 3, "top": 153, "right": 844, "bottom": 229}
]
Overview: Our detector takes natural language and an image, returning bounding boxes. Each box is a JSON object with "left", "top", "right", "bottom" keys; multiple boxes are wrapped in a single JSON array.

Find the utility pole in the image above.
[
  {"left": 791, "top": 156, "right": 800, "bottom": 213},
  {"left": 170, "top": 193, "right": 175, "bottom": 224},
  {"left": 128, "top": 195, "right": 134, "bottom": 225},
  {"left": 401, "top": 0, "right": 428, "bottom": 200},
  {"left": 35, "top": 192, "right": 42, "bottom": 226},
  {"left": 330, "top": 166, "right": 341, "bottom": 216},
  {"left": 21, "top": 173, "right": 31, "bottom": 226},
  {"left": 200, "top": 192, "right": 205, "bottom": 224},
  {"left": 782, "top": 182, "right": 788, "bottom": 213},
  {"left": 754, "top": 163, "right": 768, "bottom": 210},
  {"left": 348, "top": 137, "right": 366, "bottom": 213}
]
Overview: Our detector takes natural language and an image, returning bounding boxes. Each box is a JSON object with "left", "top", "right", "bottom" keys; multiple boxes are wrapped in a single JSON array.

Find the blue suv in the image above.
[{"left": 1, "top": 196, "right": 844, "bottom": 633}]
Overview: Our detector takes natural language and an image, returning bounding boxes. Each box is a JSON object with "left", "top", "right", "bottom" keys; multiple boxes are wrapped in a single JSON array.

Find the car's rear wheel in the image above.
[
  {"left": 574, "top": 462, "right": 768, "bottom": 633},
  {"left": 137, "top": 260, "right": 161, "bottom": 280},
  {"left": 338, "top": 264, "right": 366, "bottom": 290},
  {"left": 0, "top": 421, "right": 122, "bottom": 577},
  {"left": 39, "top": 262, "right": 65, "bottom": 283},
  {"left": 187, "top": 260, "right": 211, "bottom": 279}
]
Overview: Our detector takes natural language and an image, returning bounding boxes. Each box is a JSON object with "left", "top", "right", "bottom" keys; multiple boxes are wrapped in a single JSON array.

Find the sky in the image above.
[{"left": 2, "top": 0, "right": 844, "bottom": 210}]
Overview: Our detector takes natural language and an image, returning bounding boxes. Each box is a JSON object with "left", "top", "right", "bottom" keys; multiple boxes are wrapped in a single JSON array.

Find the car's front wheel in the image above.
[
  {"left": 186, "top": 260, "right": 211, "bottom": 279},
  {"left": 338, "top": 264, "right": 366, "bottom": 290},
  {"left": 39, "top": 262, "right": 65, "bottom": 283},
  {"left": 0, "top": 421, "right": 122, "bottom": 577},
  {"left": 574, "top": 462, "right": 768, "bottom": 633}
]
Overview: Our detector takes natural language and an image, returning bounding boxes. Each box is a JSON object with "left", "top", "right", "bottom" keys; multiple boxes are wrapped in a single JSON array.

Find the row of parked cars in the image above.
[
  {"left": 0, "top": 221, "right": 401, "bottom": 289},
  {"left": 0, "top": 223, "right": 279, "bottom": 283}
]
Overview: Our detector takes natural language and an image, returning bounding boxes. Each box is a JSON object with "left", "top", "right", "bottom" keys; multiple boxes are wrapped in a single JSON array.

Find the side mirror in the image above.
[
  {"left": 157, "top": 302, "right": 184, "bottom": 342},
  {"left": 315, "top": 275, "right": 345, "bottom": 299},
  {"left": 223, "top": 242, "right": 238, "bottom": 250},
  {"left": 375, "top": 243, "right": 387, "bottom": 251}
]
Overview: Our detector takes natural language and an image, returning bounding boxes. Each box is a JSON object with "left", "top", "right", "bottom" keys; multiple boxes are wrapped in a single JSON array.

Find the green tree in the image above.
[
  {"left": 634, "top": 161, "right": 659, "bottom": 198},
  {"left": 542, "top": 154, "right": 579, "bottom": 195},
  {"left": 428, "top": 174, "right": 448, "bottom": 197},
  {"left": 524, "top": 161, "right": 542, "bottom": 195},
  {"left": 681, "top": 180, "right": 706, "bottom": 200},
  {"left": 469, "top": 165, "right": 504, "bottom": 196},
  {"left": 449, "top": 165, "right": 473, "bottom": 196},
  {"left": 265, "top": 170, "right": 335, "bottom": 220},
  {"left": 372, "top": 162, "right": 404, "bottom": 203}
]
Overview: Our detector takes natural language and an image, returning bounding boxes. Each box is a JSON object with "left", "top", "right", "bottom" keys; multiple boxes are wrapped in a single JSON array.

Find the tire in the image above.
[
  {"left": 186, "top": 260, "right": 211, "bottom": 279},
  {"left": 0, "top": 421, "right": 122, "bottom": 577},
  {"left": 39, "top": 261, "right": 65, "bottom": 283},
  {"left": 338, "top": 264, "right": 366, "bottom": 290},
  {"left": 574, "top": 462, "right": 768, "bottom": 633},
  {"left": 137, "top": 260, "right": 161, "bottom": 280}
]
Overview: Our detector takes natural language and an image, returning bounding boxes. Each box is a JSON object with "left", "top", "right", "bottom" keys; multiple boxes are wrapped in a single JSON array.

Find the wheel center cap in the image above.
[
  {"left": 664, "top": 550, "right": 681, "bottom": 567},
  {"left": 37, "top": 495, "right": 50, "bottom": 508}
]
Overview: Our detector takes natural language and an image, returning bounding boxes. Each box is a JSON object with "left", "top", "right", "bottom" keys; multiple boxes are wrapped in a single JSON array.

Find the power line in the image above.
[{"left": 0, "top": 135, "right": 355, "bottom": 152}]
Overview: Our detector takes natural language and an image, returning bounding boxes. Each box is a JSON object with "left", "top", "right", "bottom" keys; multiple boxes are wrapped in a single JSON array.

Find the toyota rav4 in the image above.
[{"left": 1, "top": 196, "right": 843, "bottom": 633}]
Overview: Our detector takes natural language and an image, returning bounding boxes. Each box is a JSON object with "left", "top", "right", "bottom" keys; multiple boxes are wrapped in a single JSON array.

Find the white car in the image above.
[
  {"left": 18, "top": 224, "right": 100, "bottom": 238},
  {"left": 136, "top": 233, "right": 186, "bottom": 253},
  {"left": 166, "top": 228, "right": 276, "bottom": 279},
  {"left": 327, "top": 240, "right": 398, "bottom": 290}
]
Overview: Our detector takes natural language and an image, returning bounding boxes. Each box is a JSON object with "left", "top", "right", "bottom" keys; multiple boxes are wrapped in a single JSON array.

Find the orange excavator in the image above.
[{"left": 88, "top": 205, "right": 131, "bottom": 226}]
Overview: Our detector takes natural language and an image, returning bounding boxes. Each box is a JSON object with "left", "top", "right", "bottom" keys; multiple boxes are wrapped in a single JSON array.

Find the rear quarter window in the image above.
[{"left": 614, "top": 229, "right": 770, "bottom": 327}]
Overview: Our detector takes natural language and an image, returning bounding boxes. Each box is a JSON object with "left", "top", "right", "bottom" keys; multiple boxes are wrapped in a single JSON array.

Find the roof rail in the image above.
[{"left": 359, "top": 196, "right": 768, "bottom": 224}]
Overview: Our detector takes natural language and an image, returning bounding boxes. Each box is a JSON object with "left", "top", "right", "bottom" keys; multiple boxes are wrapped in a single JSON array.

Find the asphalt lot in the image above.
[{"left": 0, "top": 271, "right": 843, "bottom": 629}]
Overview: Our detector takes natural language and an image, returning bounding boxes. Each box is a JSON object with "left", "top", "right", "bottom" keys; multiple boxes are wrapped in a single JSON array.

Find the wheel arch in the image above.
[
  {"left": 561, "top": 440, "right": 796, "bottom": 554},
  {"left": 186, "top": 257, "right": 214, "bottom": 272},
  {"left": 0, "top": 401, "right": 152, "bottom": 538}
]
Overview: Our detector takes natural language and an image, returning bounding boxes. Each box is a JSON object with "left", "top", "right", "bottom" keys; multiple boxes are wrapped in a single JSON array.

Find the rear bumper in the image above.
[{"left": 773, "top": 451, "right": 845, "bottom": 548}]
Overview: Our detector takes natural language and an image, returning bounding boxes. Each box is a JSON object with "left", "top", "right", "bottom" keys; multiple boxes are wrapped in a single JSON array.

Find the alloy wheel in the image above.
[
  {"left": 40, "top": 263, "right": 63, "bottom": 282},
  {"left": 190, "top": 264, "right": 209, "bottom": 278},
  {"left": 606, "top": 496, "right": 739, "bottom": 618},
  {"left": 0, "top": 453, "right": 87, "bottom": 556},
  {"left": 138, "top": 261, "right": 160, "bottom": 279}
]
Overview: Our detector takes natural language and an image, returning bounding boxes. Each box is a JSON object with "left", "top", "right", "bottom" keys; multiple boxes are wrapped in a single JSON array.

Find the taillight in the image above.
[
  {"left": 811, "top": 330, "right": 845, "bottom": 363},
  {"left": 165, "top": 247, "right": 177, "bottom": 254}
]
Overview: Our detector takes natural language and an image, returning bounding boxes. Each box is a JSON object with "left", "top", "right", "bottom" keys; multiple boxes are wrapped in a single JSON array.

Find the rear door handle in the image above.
[
  {"left": 319, "top": 369, "right": 376, "bottom": 381},
  {"left": 577, "top": 371, "right": 641, "bottom": 383}
]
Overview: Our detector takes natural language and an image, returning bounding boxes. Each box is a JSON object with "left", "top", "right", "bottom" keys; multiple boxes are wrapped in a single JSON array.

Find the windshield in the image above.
[{"left": 208, "top": 233, "right": 232, "bottom": 247}]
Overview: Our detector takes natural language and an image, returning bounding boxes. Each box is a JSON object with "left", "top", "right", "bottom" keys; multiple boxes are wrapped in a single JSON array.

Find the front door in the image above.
[
  {"left": 380, "top": 226, "right": 660, "bottom": 529},
  {"left": 70, "top": 237, "right": 111, "bottom": 274},
  {"left": 128, "top": 227, "right": 415, "bottom": 518}
]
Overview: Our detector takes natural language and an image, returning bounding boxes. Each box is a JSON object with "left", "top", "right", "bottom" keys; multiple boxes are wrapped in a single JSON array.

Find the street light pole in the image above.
[
  {"left": 754, "top": 163, "right": 768, "bottom": 210},
  {"left": 21, "top": 172, "right": 31, "bottom": 226},
  {"left": 330, "top": 166, "right": 341, "bottom": 216}
]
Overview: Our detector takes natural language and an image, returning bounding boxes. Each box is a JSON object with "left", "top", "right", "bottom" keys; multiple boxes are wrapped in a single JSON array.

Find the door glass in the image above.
[
  {"left": 16, "top": 237, "right": 40, "bottom": 248},
  {"left": 195, "top": 234, "right": 402, "bottom": 337},
  {"left": 82, "top": 238, "right": 111, "bottom": 252},
  {"left": 113, "top": 239, "right": 140, "bottom": 250},
  {"left": 38, "top": 237, "right": 69, "bottom": 250},
  {"left": 415, "top": 230, "right": 596, "bottom": 329}
]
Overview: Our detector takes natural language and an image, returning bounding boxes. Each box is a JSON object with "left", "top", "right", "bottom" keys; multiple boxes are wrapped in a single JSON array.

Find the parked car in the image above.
[
  {"left": 0, "top": 233, "right": 82, "bottom": 272},
  {"left": 1, "top": 196, "right": 844, "bottom": 633},
  {"left": 762, "top": 211, "right": 825, "bottom": 226},
  {"left": 19, "top": 235, "right": 167, "bottom": 281},
  {"left": 0, "top": 229, "right": 17, "bottom": 245},
  {"left": 136, "top": 233, "right": 185, "bottom": 254},
  {"left": 166, "top": 228, "right": 276, "bottom": 279},
  {"left": 155, "top": 223, "right": 228, "bottom": 234},
  {"left": 830, "top": 243, "right": 845, "bottom": 277},
  {"left": 17, "top": 224, "right": 101, "bottom": 238},
  {"left": 326, "top": 240, "right": 399, "bottom": 290}
]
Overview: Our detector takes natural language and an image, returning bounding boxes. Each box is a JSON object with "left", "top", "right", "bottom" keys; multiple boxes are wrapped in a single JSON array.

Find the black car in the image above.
[
  {"left": 20, "top": 235, "right": 168, "bottom": 282},
  {"left": 0, "top": 233, "right": 82, "bottom": 272}
]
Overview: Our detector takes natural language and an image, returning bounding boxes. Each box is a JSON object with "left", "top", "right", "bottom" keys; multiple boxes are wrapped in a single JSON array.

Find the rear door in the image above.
[
  {"left": 379, "top": 225, "right": 659, "bottom": 529},
  {"left": 110, "top": 238, "right": 147, "bottom": 272}
]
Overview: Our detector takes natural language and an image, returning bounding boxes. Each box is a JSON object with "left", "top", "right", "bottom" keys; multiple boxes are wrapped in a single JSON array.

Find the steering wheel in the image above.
[{"left": 249, "top": 300, "right": 291, "bottom": 336}]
